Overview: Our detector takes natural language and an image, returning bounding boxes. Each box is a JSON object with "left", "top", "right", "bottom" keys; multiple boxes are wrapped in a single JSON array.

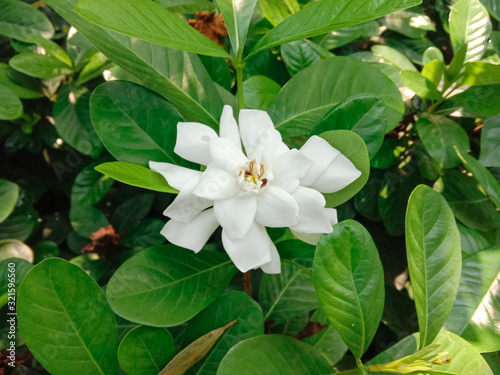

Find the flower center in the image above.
[{"left": 237, "top": 160, "right": 273, "bottom": 193}]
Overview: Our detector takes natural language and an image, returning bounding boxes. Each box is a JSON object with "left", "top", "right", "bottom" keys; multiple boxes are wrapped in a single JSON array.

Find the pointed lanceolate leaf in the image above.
[
  {"left": 217, "top": 0, "right": 257, "bottom": 57},
  {"left": 76, "top": 0, "right": 230, "bottom": 58},
  {"left": 405, "top": 185, "right": 462, "bottom": 348},
  {"left": 217, "top": 335, "right": 332, "bottom": 375},
  {"left": 248, "top": 0, "right": 422, "bottom": 57},
  {"left": 314, "top": 220, "right": 385, "bottom": 359},
  {"left": 107, "top": 245, "right": 238, "bottom": 327},
  {"left": 17, "top": 258, "right": 119, "bottom": 375}
]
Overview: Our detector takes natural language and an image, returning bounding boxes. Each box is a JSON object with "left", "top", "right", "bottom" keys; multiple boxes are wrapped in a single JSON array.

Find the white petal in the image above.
[
  {"left": 290, "top": 187, "right": 333, "bottom": 234},
  {"left": 149, "top": 161, "right": 201, "bottom": 191},
  {"left": 271, "top": 149, "right": 313, "bottom": 193},
  {"left": 291, "top": 230, "right": 323, "bottom": 245},
  {"left": 193, "top": 165, "right": 240, "bottom": 200},
  {"left": 219, "top": 105, "right": 241, "bottom": 149},
  {"left": 260, "top": 243, "right": 281, "bottom": 274},
  {"left": 163, "top": 176, "right": 212, "bottom": 223},
  {"left": 221, "top": 222, "right": 273, "bottom": 272},
  {"left": 310, "top": 154, "right": 361, "bottom": 193},
  {"left": 208, "top": 137, "right": 248, "bottom": 174},
  {"left": 300, "top": 136, "right": 340, "bottom": 187},
  {"left": 325, "top": 208, "right": 338, "bottom": 225},
  {"left": 238, "top": 109, "right": 288, "bottom": 161},
  {"left": 255, "top": 186, "right": 298, "bottom": 227},
  {"left": 174, "top": 122, "right": 218, "bottom": 165},
  {"left": 161, "top": 208, "right": 219, "bottom": 252},
  {"left": 214, "top": 194, "right": 257, "bottom": 239}
]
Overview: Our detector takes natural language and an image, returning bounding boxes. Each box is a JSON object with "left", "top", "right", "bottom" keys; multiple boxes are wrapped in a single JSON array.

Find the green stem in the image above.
[
  {"left": 333, "top": 369, "right": 360, "bottom": 375},
  {"left": 356, "top": 358, "right": 369, "bottom": 375},
  {"left": 235, "top": 62, "right": 245, "bottom": 110}
]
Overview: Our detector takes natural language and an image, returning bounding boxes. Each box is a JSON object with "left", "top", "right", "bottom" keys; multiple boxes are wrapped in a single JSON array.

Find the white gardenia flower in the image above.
[{"left": 150, "top": 105, "right": 361, "bottom": 274}]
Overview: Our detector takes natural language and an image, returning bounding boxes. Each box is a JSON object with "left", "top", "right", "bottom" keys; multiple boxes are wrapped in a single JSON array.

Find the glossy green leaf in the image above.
[
  {"left": 33, "top": 241, "right": 60, "bottom": 263},
  {"left": 71, "top": 162, "right": 114, "bottom": 207},
  {"left": 372, "top": 45, "right": 416, "bottom": 71},
  {"left": 217, "top": 335, "right": 332, "bottom": 375},
  {"left": 181, "top": 291, "right": 264, "bottom": 374},
  {"left": 401, "top": 70, "right": 442, "bottom": 100},
  {"left": 45, "top": 0, "right": 223, "bottom": 128},
  {"left": 18, "top": 258, "right": 119, "bottom": 375},
  {"left": 0, "top": 204, "right": 38, "bottom": 242},
  {"left": 9, "top": 53, "right": 73, "bottom": 79},
  {"left": 414, "top": 141, "right": 441, "bottom": 181},
  {"left": 0, "top": 179, "right": 19, "bottom": 224},
  {"left": 259, "top": 261, "right": 318, "bottom": 326},
  {"left": 314, "top": 219, "right": 384, "bottom": 358},
  {"left": 461, "top": 62, "right": 500, "bottom": 86},
  {"left": 0, "top": 239, "right": 33, "bottom": 263},
  {"left": 456, "top": 149, "right": 500, "bottom": 209},
  {"left": 319, "top": 130, "right": 370, "bottom": 208},
  {"left": 280, "top": 39, "right": 332, "bottom": 76},
  {"left": 0, "top": 0, "right": 54, "bottom": 42},
  {"left": 28, "top": 35, "right": 73, "bottom": 67},
  {"left": 118, "top": 326, "right": 175, "bottom": 375},
  {"left": 406, "top": 185, "right": 462, "bottom": 348},
  {"left": 312, "top": 21, "right": 379, "bottom": 50},
  {"left": 384, "top": 8, "right": 435, "bottom": 39},
  {"left": 77, "top": 52, "right": 112, "bottom": 85},
  {"left": 451, "top": 85, "right": 500, "bottom": 117},
  {"left": 76, "top": 0, "right": 229, "bottom": 58},
  {"left": 107, "top": 245, "right": 237, "bottom": 327},
  {"left": 445, "top": 247, "right": 500, "bottom": 352},
  {"left": 91, "top": 81, "right": 188, "bottom": 167},
  {"left": 458, "top": 222, "right": 491, "bottom": 257},
  {"left": 311, "top": 95, "right": 386, "bottom": 159},
  {"left": 415, "top": 114, "right": 470, "bottom": 169},
  {"left": 258, "top": 0, "right": 300, "bottom": 26},
  {"left": 53, "top": 82, "right": 103, "bottom": 157},
  {"left": 450, "top": 0, "right": 492, "bottom": 63},
  {"left": 70, "top": 253, "right": 109, "bottom": 281},
  {"left": 0, "top": 63, "right": 42, "bottom": 99},
  {"left": 0, "top": 85, "right": 23, "bottom": 121},
  {"left": 423, "top": 46, "right": 444, "bottom": 64},
  {"left": 268, "top": 57, "right": 404, "bottom": 137},
  {"left": 421, "top": 59, "right": 444, "bottom": 87},
  {"left": 435, "top": 171, "right": 500, "bottom": 231},
  {"left": 354, "top": 170, "right": 384, "bottom": 221},
  {"left": 217, "top": 0, "right": 257, "bottom": 57},
  {"left": 368, "top": 331, "right": 493, "bottom": 375},
  {"left": 119, "top": 219, "right": 165, "bottom": 251},
  {"left": 95, "top": 162, "right": 178, "bottom": 194},
  {"left": 480, "top": 116, "right": 500, "bottom": 168},
  {"left": 276, "top": 240, "right": 315, "bottom": 270},
  {"left": 243, "top": 75, "right": 281, "bottom": 110},
  {"left": 111, "top": 194, "right": 154, "bottom": 233},
  {"left": 248, "top": 0, "right": 421, "bottom": 57},
  {"left": 70, "top": 205, "right": 110, "bottom": 238}
]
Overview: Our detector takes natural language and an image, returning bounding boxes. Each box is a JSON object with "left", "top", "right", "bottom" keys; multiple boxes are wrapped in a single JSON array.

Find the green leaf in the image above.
[
  {"left": 480, "top": 116, "right": 500, "bottom": 167},
  {"left": 45, "top": 0, "right": 223, "bottom": 128},
  {"left": 314, "top": 220, "right": 384, "bottom": 359},
  {"left": 481, "top": 0, "right": 500, "bottom": 19},
  {"left": 0, "top": 179, "right": 19, "bottom": 224},
  {"left": 259, "top": 261, "right": 318, "bottom": 326},
  {"left": 118, "top": 326, "right": 175, "bottom": 375},
  {"left": 318, "top": 130, "right": 370, "bottom": 208},
  {"left": 0, "top": 204, "right": 38, "bottom": 242},
  {"left": 406, "top": 185, "right": 462, "bottom": 348},
  {"left": 372, "top": 45, "right": 416, "bottom": 71},
  {"left": 401, "top": 70, "right": 442, "bottom": 100},
  {"left": 458, "top": 222, "right": 491, "bottom": 257},
  {"left": 0, "top": 0, "right": 54, "bottom": 42},
  {"left": 181, "top": 291, "right": 264, "bottom": 374},
  {"left": 414, "top": 141, "right": 441, "bottom": 180},
  {"left": 460, "top": 62, "right": 500, "bottom": 86},
  {"left": 90, "top": 81, "right": 188, "bottom": 167},
  {"left": 248, "top": 0, "right": 421, "bottom": 57},
  {"left": 280, "top": 39, "right": 332, "bottom": 76},
  {"left": 421, "top": 59, "right": 444, "bottom": 87},
  {"left": 368, "top": 331, "right": 493, "bottom": 375},
  {"left": 119, "top": 219, "right": 165, "bottom": 251},
  {"left": 450, "top": 0, "right": 492, "bottom": 63},
  {"left": 33, "top": 241, "right": 60, "bottom": 263},
  {"left": 423, "top": 46, "right": 445, "bottom": 64},
  {"left": 0, "top": 258, "right": 33, "bottom": 301},
  {"left": 17, "top": 258, "right": 119, "bottom": 375},
  {"left": 384, "top": 9, "right": 435, "bottom": 39},
  {"left": 0, "top": 239, "right": 33, "bottom": 263},
  {"left": 71, "top": 162, "right": 114, "bottom": 207},
  {"left": 217, "top": 0, "right": 257, "bottom": 57},
  {"left": 0, "top": 85, "right": 23, "bottom": 121},
  {"left": 0, "top": 63, "right": 42, "bottom": 99},
  {"left": 76, "top": 0, "right": 229, "bottom": 58},
  {"left": 450, "top": 85, "right": 500, "bottom": 117},
  {"left": 415, "top": 114, "right": 470, "bottom": 169},
  {"left": 29, "top": 35, "right": 74, "bottom": 67},
  {"left": 311, "top": 95, "right": 386, "bottom": 159},
  {"left": 70, "top": 205, "right": 110, "bottom": 238},
  {"left": 95, "top": 162, "right": 178, "bottom": 194},
  {"left": 111, "top": 194, "right": 154, "bottom": 233},
  {"left": 445, "top": 247, "right": 500, "bottom": 352},
  {"left": 70, "top": 253, "right": 109, "bottom": 281},
  {"left": 268, "top": 57, "right": 404, "bottom": 137},
  {"left": 53, "top": 82, "right": 103, "bottom": 157},
  {"left": 312, "top": 21, "right": 379, "bottom": 50},
  {"left": 77, "top": 52, "right": 113, "bottom": 85},
  {"left": 258, "top": 0, "right": 300, "bottom": 26},
  {"left": 456, "top": 149, "right": 500, "bottom": 209},
  {"left": 435, "top": 171, "right": 500, "bottom": 231},
  {"left": 159, "top": 320, "right": 236, "bottom": 375},
  {"left": 106, "top": 245, "right": 237, "bottom": 326},
  {"left": 9, "top": 53, "right": 73, "bottom": 79},
  {"left": 243, "top": 75, "right": 281, "bottom": 110},
  {"left": 217, "top": 335, "right": 332, "bottom": 375},
  {"left": 276, "top": 240, "right": 315, "bottom": 270}
]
